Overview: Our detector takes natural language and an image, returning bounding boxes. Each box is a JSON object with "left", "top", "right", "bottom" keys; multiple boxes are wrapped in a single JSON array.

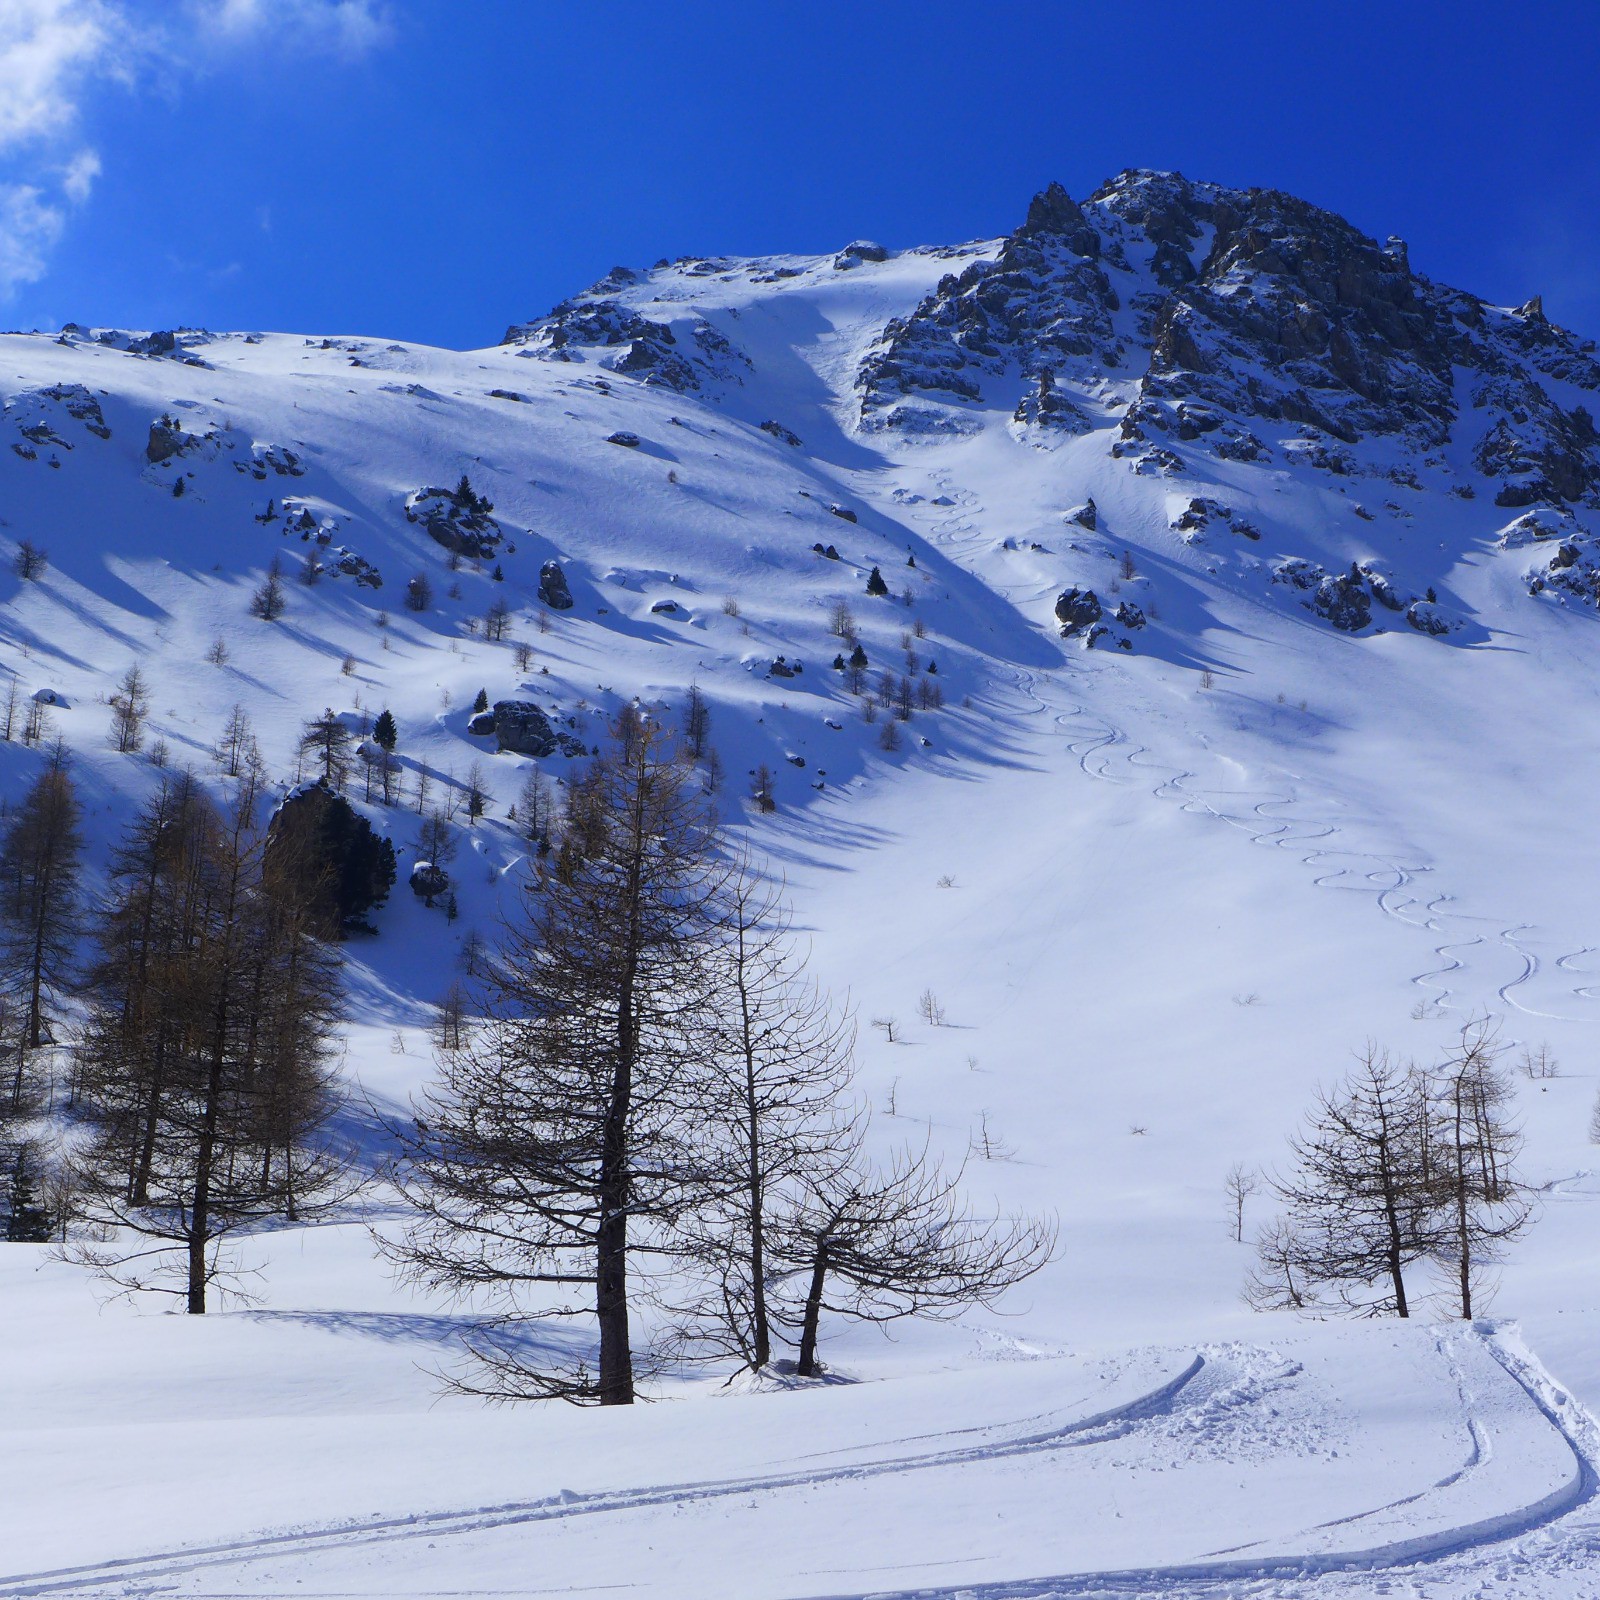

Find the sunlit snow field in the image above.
[{"left": 4, "top": 241, "right": 1600, "bottom": 1596}]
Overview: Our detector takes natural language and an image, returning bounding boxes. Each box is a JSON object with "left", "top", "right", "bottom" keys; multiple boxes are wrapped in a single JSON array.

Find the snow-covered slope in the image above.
[{"left": 7, "top": 173, "right": 1600, "bottom": 1596}]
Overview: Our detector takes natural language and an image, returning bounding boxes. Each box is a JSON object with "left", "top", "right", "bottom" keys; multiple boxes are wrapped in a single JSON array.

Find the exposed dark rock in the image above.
[
  {"left": 491, "top": 701, "right": 558, "bottom": 757},
  {"left": 1272, "top": 558, "right": 1437, "bottom": 635},
  {"left": 410, "top": 861, "right": 449, "bottom": 904},
  {"left": 759, "top": 420, "right": 802, "bottom": 446},
  {"left": 1115, "top": 601, "right": 1146, "bottom": 629},
  {"left": 39, "top": 384, "right": 110, "bottom": 438},
  {"left": 236, "top": 443, "right": 304, "bottom": 479},
  {"left": 146, "top": 421, "right": 188, "bottom": 464},
  {"left": 405, "top": 481, "right": 500, "bottom": 559},
  {"left": 1406, "top": 601, "right": 1451, "bottom": 635},
  {"left": 851, "top": 168, "right": 1600, "bottom": 514},
  {"left": 1014, "top": 368, "right": 1093, "bottom": 433},
  {"left": 834, "top": 240, "right": 889, "bottom": 269},
  {"left": 1054, "top": 587, "right": 1104, "bottom": 636},
  {"left": 331, "top": 550, "right": 382, "bottom": 588},
  {"left": 1171, "top": 497, "right": 1232, "bottom": 538},
  {"left": 537, "top": 559, "right": 574, "bottom": 610},
  {"left": 606, "top": 430, "right": 641, "bottom": 447},
  {"left": 502, "top": 294, "right": 749, "bottom": 394},
  {"left": 1527, "top": 531, "right": 1600, "bottom": 612},
  {"left": 467, "top": 709, "right": 497, "bottom": 736},
  {"left": 1314, "top": 566, "right": 1373, "bottom": 632},
  {"left": 130, "top": 330, "right": 177, "bottom": 357}
]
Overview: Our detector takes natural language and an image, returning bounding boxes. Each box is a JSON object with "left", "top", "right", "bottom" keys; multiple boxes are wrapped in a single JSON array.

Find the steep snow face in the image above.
[{"left": 11, "top": 177, "right": 1600, "bottom": 1597}]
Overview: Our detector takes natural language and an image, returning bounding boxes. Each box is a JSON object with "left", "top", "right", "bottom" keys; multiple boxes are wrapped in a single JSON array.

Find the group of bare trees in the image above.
[
  {"left": 0, "top": 740, "right": 349, "bottom": 1300},
  {"left": 0, "top": 755, "right": 85, "bottom": 1238},
  {"left": 1247, "top": 1030, "right": 1529, "bottom": 1320},
  {"left": 64, "top": 768, "right": 348, "bottom": 1311},
  {"left": 384, "top": 712, "right": 1053, "bottom": 1404}
]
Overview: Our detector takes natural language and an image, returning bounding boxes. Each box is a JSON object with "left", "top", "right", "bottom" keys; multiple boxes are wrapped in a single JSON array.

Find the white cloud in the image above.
[
  {"left": 0, "top": 181, "right": 66, "bottom": 300},
  {"left": 0, "top": 0, "right": 393, "bottom": 301},
  {"left": 190, "top": 0, "right": 394, "bottom": 59},
  {"left": 0, "top": 3, "right": 121, "bottom": 299},
  {"left": 61, "top": 146, "right": 100, "bottom": 203},
  {"left": 0, "top": 0, "right": 119, "bottom": 154}
]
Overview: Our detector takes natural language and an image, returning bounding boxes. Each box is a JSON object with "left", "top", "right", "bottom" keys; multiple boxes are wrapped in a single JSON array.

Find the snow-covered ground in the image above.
[{"left": 5, "top": 216, "right": 1600, "bottom": 1594}]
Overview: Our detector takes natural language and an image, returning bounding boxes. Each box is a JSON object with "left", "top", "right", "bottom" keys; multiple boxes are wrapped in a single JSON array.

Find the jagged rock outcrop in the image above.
[
  {"left": 502, "top": 283, "right": 750, "bottom": 394},
  {"left": 20, "top": 385, "right": 111, "bottom": 441},
  {"left": 1527, "top": 530, "right": 1600, "bottom": 610},
  {"left": 834, "top": 240, "right": 888, "bottom": 270},
  {"left": 857, "top": 180, "right": 1121, "bottom": 435},
  {"left": 237, "top": 443, "right": 305, "bottom": 480},
  {"left": 1273, "top": 557, "right": 1447, "bottom": 635},
  {"left": 146, "top": 417, "right": 216, "bottom": 465},
  {"left": 851, "top": 170, "right": 1600, "bottom": 529}
]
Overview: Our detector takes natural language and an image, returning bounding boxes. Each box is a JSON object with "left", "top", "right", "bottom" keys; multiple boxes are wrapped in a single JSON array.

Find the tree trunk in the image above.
[
  {"left": 1381, "top": 1175, "right": 1410, "bottom": 1319},
  {"left": 1454, "top": 1089, "right": 1473, "bottom": 1319},
  {"left": 595, "top": 882, "right": 642, "bottom": 1405},
  {"left": 27, "top": 914, "right": 45, "bottom": 1049},
  {"left": 594, "top": 1199, "right": 633, "bottom": 1405},
  {"left": 795, "top": 1239, "right": 830, "bottom": 1377},
  {"left": 736, "top": 925, "right": 771, "bottom": 1370},
  {"left": 131, "top": 1039, "right": 166, "bottom": 1206},
  {"left": 188, "top": 1053, "right": 224, "bottom": 1315},
  {"left": 745, "top": 1118, "right": 770, "bottom": 1370}
]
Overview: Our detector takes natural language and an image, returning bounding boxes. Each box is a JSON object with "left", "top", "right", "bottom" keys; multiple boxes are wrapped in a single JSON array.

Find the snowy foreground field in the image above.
[{"left": 7, "top": 174, "right": 1600, "bottom": 1594}]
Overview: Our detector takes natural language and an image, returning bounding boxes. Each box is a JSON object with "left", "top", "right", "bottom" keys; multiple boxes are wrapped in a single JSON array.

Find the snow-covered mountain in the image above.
[{"left": 8, "top": 173, "right": 1600, "bottom": 1597}]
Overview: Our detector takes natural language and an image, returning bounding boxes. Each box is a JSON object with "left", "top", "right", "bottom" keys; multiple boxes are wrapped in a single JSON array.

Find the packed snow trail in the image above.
[
  {"left": 0, "top": 1354, "right": 1208, "bottom": 1594},
  {"left": 6, "top": 1331, "right": 1598, "bottom": 1598}
]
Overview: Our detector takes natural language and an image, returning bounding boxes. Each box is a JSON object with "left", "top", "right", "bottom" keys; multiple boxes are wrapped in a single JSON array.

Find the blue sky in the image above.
[{"left": 3, "top": 1, "right": 1598, "bottom": 349}]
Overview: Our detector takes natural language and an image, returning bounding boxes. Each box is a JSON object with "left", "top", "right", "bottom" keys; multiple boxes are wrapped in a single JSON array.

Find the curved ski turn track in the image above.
[{"left": 994, "top": 662, "right": 1600, "bottom": 1030}]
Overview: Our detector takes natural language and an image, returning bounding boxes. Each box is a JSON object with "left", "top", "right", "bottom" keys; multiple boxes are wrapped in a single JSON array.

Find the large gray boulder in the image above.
[{"left": 491, "top": 701, "right": 558, "bottom": 757}]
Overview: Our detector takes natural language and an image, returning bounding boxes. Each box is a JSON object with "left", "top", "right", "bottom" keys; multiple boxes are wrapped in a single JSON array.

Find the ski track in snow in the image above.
[
  {"left": 8, "top": 1330, "right": 1600, "bottom": 1598},
  {"left": 996, "top": 660, "right": 1600, "bottom": 1031},
  {"left": 0, "top": 1354, "right": 1216, "bottom": 1595}
]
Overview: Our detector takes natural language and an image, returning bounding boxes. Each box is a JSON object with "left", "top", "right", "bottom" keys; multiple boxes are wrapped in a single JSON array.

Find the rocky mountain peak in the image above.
[{"left": 856, "top": 170, "right": 1600, "bottom": 522}]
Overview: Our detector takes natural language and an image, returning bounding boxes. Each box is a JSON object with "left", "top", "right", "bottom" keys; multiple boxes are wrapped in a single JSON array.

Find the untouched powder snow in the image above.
[{"left": 7, "top": 188, "right": 1600, "bottom": 1594}]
